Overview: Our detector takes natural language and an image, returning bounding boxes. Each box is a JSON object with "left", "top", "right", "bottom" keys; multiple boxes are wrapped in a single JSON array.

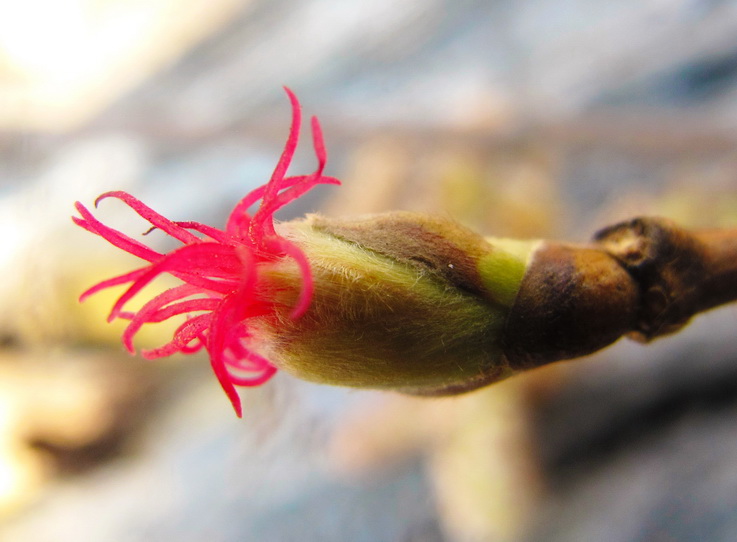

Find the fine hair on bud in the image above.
[{"left": 254, "top": 217, "right": 521, "bottom": 395}]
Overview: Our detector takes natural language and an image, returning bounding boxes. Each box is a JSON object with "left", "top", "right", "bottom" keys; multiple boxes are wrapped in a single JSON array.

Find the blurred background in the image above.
[{"left": 1, "top": 0, "right": 737, "bottom": 540}]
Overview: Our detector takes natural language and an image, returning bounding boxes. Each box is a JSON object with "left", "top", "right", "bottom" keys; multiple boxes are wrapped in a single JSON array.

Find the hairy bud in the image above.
[{"left": 259, "top": 213, "right": 538, "bottom": 395}]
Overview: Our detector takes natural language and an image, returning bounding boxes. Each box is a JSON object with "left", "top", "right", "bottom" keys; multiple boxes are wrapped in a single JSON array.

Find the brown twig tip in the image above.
[
  {"left": 503, "top": 217, "right": 737, "bottom": 373},
  {"left": 504, "top": 217, "right": 737, "bottom": 370},
  {"left": 594, "top": 217, "right": 737, "bottom": 342},
  {"left": 502, "top": 242, "right": 639, "bottom": 371}
]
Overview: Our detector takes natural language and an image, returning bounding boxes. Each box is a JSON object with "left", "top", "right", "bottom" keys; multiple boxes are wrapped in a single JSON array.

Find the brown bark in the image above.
[
  {"left": 503, "top": 217, "right": 737, "bottom": 371},
  {"left": 595, "top": 217, "right": 737, "bottom": 342},
  {"left": 502, "top": 243, "right": 638, "bottom": 371}
]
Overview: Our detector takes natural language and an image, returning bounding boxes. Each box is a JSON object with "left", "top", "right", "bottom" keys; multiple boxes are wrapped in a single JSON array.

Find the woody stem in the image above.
[
  {"left": 594, "top": 218, "right": 737, "bottom": 341},
  {"left": 692, "top": 228, "right": 737, "bottom": 314}
]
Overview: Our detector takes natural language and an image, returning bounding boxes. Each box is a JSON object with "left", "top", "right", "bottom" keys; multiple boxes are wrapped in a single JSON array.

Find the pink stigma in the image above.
[{"left": 73, "top": 88, "right": 340, "bottom": 417}]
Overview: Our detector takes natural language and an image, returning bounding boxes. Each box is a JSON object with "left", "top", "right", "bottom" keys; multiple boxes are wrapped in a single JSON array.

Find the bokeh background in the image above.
[{"left": 1, "top": 1, "right": 737, "bottom": 540}]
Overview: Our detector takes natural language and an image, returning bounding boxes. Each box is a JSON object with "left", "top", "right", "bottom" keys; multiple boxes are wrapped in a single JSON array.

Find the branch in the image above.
[{"left": 270, "top": 214, "right": 737, "bottom": 396}]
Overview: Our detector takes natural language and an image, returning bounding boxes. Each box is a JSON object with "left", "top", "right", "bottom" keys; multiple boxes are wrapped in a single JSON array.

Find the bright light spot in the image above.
[{"left": 0, "top": 0, "right": 247, "bottom": 130}]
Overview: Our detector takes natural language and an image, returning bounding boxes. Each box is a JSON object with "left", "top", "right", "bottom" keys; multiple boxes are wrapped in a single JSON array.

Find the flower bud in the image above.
[
  {"left": 75, "top": 88, "right": 737, "bottom": 416},
  {"left": 253, "top": 212, "right": 539, "bottom": 395}
]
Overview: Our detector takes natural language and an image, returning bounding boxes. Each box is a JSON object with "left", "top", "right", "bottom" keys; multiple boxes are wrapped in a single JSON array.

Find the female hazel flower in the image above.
[
  {"left": 75, "top": 90, "right": 737, "bottom": 419},
  {"left": 73, "top": 88, "right": 340, "bottom": 417}
]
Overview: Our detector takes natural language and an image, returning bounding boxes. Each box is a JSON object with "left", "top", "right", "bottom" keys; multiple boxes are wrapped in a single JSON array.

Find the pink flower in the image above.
[{"left": 73, "top": 88, "right": 340, "bottom": 417}]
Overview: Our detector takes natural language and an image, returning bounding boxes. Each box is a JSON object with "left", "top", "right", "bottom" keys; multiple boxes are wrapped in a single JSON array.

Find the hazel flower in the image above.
[
  {"left": 75, "top": 90, "right": 737, "bottom": 418},
  {"left": 73, "top": 88, "right": 340, "bottom": 417}
]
